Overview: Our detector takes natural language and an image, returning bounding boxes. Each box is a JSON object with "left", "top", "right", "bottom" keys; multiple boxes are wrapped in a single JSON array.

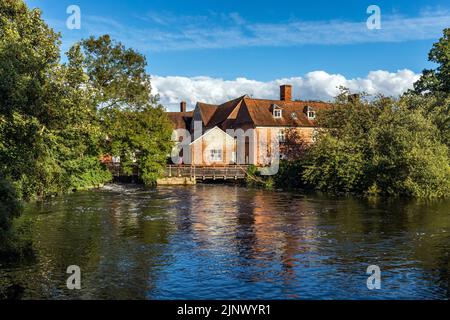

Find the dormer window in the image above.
[
  {"left": 274, "top": 109, "right": 282, "bottom": 118},
  {"left": 305, "top": 106, "right": 316, "bottom": 120},
  {"left": 271, "top": 104, "right": 282, "bottom": 118}
]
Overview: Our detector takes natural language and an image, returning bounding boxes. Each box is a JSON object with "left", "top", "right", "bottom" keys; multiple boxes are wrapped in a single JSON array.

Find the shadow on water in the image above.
[{"left": 1, "top": 183, "right": 449, "bottom": 299}]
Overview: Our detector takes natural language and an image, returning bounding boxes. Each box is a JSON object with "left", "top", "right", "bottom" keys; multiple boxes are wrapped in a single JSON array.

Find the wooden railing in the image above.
[
  {"left": 164, "top": 165, "right": 250, "bottom": 180},
  {"left": 104, "top": 162, "right": 251, "bottom": 181}
]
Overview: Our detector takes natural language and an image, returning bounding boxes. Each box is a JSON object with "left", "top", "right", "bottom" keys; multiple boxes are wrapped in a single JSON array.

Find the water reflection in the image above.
[{"left": 0, "top": 184, "right": 449, "bottom": 299}]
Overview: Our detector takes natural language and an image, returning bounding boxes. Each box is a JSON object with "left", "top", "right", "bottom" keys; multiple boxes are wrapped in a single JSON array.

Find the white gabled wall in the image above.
[{"left": 187, "top": 127, "right": 236, "bottom": 166}]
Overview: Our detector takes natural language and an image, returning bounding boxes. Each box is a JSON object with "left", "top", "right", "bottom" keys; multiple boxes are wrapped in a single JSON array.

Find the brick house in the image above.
[{"left": 167, "top": 85, "right": 331, "bottom": 166}]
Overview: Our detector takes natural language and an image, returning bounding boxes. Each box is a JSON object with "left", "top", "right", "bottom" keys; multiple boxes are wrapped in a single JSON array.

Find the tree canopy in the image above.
[
  {"left": 0, "top": 1, "right": 173, "bottom": 199},
  {"left": 76, "top": 35, "right": 174, "bottom": 185},
  {"left": 413, "top": 29, "right": 450, "bottom": 95},
  {"left": 302, "top": 92, "right": 450, "bottom": 197},
  {"left": 0, "top": 0, "right": 173, "bottom": 257}
]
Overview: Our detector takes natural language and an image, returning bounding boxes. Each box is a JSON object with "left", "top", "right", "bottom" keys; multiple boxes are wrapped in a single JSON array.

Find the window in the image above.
[
  {"left": 291, "top": 112, "right": 297, "bottom": 120},
  {"left": 305, "top": 106, "right": 316, "bottom": 119},
  {"left": 210, "top": 149, "right": 222, "bottom": 162},
  {"left": 307, "top": 111, "right": 316, "bottom": 119},
  {"left": 277, "top": 130, "right": 285, "bottom": 142},
  {"left": 274, "top": 109, "right": 282, "bottom": 118}
]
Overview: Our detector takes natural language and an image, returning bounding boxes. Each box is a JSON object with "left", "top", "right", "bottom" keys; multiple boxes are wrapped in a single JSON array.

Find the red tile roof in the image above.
[
  {"left": 167, "top": 111, "right": 193, "bottom": 130},
  {"left": 197, "top": 102, "right": 218, "bottom": 126},
  {"left": 206, "top": 95, "right": 246, "bottom": 128},
  {"left": 242, "top": 98, "right": 331, "bottom": 127},
  {"left": 167, "top": 92, "right": 332, "bottom": 131}
]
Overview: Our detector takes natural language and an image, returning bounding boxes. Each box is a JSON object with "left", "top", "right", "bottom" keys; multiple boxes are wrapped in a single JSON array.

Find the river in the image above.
[{"left": 1, "top": 184, "right": 449, "bottom": 299}]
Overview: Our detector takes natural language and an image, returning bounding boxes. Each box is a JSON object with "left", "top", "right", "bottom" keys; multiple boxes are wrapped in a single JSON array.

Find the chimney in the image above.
[
  {"left": 280, "top": 85, "right": 292, "bottom": 101},
  {"left": 180, "top": 101, "right": 187, "bottom": 113}
]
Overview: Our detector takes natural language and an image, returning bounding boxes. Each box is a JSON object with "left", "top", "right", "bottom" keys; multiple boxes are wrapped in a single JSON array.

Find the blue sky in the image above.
[{"left": 24, "top": 0, "right": 450, "bottom": 110}]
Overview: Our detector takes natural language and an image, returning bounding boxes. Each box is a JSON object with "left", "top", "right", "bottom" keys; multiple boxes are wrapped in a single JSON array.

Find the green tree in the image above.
[
  {"left": 77, "top": 35, "right": 173, "bottom": 185},
  {"left": 303, "top": 135, "right": 366, "bottom": 193},
  {"left": 401, "top": 93, "right": 450, "bottom": 151},
  {"left": 0, "top": 0, "right": 172, "bottom": 261},
  {"left": 0, "top": 179, "right": 26, "bottom": 258},
  {"left": 80, "top": 35, "right": 153, "bottom": 111},
  {"left": 368, "top": 103, "right": 450, "bottom": 198},
  {"left": 410, "top": 29, "right": 450, "bottom": 148},
  {"left": 104, "top": 107, "right": 173, "bottom": 185},
  {"left": 303, "top": 92, "right": 450, "bottom": 198},
  {"left": 0, "top": 0, "right": 62, "bottom": 198},
  {"left": 0, "top": 0, "right": 112, "bottom": 199},
  {"left": 413, "top": 29, "right": 450, "bottom": 95}
]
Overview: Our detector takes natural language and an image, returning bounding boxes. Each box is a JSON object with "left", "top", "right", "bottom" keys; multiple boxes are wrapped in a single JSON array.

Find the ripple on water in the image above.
[{"left": 2, "top": 184, "right": 450, "bottom": 300}]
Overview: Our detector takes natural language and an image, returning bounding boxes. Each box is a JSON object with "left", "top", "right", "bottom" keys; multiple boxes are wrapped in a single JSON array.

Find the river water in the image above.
[{"left": 1, "top": 184, "right": 449, "bottom": 299}]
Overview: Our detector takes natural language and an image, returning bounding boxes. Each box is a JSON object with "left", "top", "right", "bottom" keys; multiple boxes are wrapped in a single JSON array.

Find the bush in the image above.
[
  {"left": 302, "top": 94, "right": 450, "bottom": 198},
  {"left": 0, "top": 179, "right": 31, "bottom": 259},
  {"left": 274, "top": 160, "right": 308, "bottom": 189},
  {"left": 245, "top": 165, "right": 274, "bottom": 189},
  {"left": 303, "top": 136, "right": 366, "bottom": 193}
]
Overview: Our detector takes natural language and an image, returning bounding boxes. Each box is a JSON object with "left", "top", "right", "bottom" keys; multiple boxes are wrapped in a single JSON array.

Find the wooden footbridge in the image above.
[
  {"left": 105, "top": 162, "right": 251, "bottom": 183},
  {"left": 164, "top": 165, "right": 251, "bottom": 180}
]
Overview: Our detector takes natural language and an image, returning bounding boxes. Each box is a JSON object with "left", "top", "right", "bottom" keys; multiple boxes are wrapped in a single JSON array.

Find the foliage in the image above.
[
  {"left": 245, "top": 165, "right": 273, "bottom": 189},
  {"left": 77, "top": 35, "right": 174, "bottom": 185},
  {"left": 302, "top": 93, "right": 450, "bottom": 198},
  {"left": 273, "top": 129, "right": 310, "bottom": 189},
  {"left": 303, "top": 134, "right": 366, "bottom": 193},
  {"left": 280, "top": 128, "right": 309, "bottom": 160},
  {"left": 103, "top": 107, "right": 173, "bottom": 185},
  {"left": 245, "top": 165, "right": 258, "bottom": 186},
  {"left": 0, "top": 0, "right": 113, "bottom": 199},
  {"left": 276, "top": 28, "right": 450, "bottom": 199},
  {"left": 274, "top": 160, "right": 307, "bottom": 189},
  {"left": 413, "top": 28, "right": 450, "bottom": 95},
  {"left": 0, "top": 179, "right": 31, "bottom": 259},
  {"left": 0, "top": 1, "right": 172, "bottom": 259},
  {"left": 80, "top": 35, "right": 153, "bottom": 111},
  {"left": 406, "top": 29, "right": 450, "bottom": 150},
  {"left": 1, "top": 1, "right": 171, "bottom": 198},
  {"left": 0, "top": 0, "right": 61, "bottom": 198}
]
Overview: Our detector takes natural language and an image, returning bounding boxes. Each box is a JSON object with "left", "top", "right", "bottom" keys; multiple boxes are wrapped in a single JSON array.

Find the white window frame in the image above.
[
  {"left": 307, "top": 110, "right": 316, "bottom": 119},
  {"left": 210, "top": 149, "right": 222, "bottom": 162},
  {"left": 277, "top": 130, "right": 286, "bottom": 142},
  {"left": 273, "top": 109, "right": 282, "bottom": 119}
]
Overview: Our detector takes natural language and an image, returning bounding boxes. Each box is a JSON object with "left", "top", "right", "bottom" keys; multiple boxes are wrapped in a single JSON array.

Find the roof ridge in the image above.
[
  {"left": 242, "top": 97, "right": 257, "bottom": 125},
  {"left": 197, "top": 103, "right": 217, "bottom": 125},
  {"left": 197, "top": 102, "right": 218, "bottom": 107},
  {"left": 245, "top": 97, "right": 331, "bottom": 104},
  {"left": 217, "top": 94, "right": 247, "bottom": 107}
]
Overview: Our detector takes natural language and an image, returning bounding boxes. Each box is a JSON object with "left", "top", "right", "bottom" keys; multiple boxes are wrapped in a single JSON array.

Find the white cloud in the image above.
[
  {"left": 71, "top": 9, "right": 450, "bottom": 52},
  {"left": 42, "top": 8, "right": 450, "bottom": 53},
  {"left": 152, "top": 69, "right": 420, "bottom": 111}
]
